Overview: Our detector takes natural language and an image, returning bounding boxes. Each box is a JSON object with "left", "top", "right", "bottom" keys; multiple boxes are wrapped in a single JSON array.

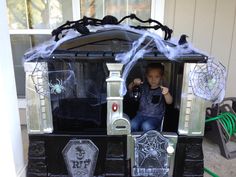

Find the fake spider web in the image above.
[
  {"left": 134, "top": 130, "right": 169, "bottom": 177},
  {"left": 31, "top": 62, "right": 75, "bottom": 98},
  {"left": 31, "top": 62, "right": 50, "bottom": 96},
  {"left": 190, "top": 59, "right": 226, "bottom": 103}
]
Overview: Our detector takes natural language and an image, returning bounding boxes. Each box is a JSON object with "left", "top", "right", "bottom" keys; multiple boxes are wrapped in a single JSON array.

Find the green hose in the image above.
[
  {"left": 205, "top": 112, "right": 236, "bottom": 137},
  {"left": 204, "top": 112, "right": 236, "bottom": 177},
  {"left": 204, "top": 167, "right": 220, "bottom": 177}
]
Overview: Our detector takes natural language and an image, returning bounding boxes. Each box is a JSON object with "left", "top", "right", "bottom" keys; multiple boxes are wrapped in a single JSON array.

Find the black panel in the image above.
[
  {"left": 27, "top": 136, "right": 47, "bottom": 177},
  {"left": 53, "top": 99, "right": 107, "bottom": 133},
  {"left": 173, "top": 136, "right": 204, "bottom": 177},
  {"left": 27, "top": 134, "right": 129, "bottom": 177}
]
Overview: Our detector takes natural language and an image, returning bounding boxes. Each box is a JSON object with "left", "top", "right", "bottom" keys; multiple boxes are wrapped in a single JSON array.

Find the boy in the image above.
[{"left": 128, "top": 63, "right": 173, "bottom": 132}]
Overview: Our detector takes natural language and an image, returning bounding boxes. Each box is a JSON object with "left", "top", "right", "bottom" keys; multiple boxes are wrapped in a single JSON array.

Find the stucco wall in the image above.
[{"left": 164, "top": 0, "right": 236, "bottom": 97}]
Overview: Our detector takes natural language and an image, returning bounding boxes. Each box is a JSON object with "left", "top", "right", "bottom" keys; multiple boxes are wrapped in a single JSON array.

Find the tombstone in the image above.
[
  {"left": 133, "top": 130, "right": 169, "bottom": 177},
  {"left": 62, "top": 139, "right": 99, "bottom": 177}
]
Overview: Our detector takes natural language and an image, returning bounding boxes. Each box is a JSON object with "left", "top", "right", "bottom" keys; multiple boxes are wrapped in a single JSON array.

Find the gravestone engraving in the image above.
[
  {"left": 62, "top": 139, "right": 99, "bottom": 177},
  {"left": 133, "top": 130, "right": 169, "bottom": 177}
]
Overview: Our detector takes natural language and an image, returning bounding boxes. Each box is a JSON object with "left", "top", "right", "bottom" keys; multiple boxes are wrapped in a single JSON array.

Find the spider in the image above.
[
  {"left": 135, "top": 133, "right": 168, "bottom": 167},
  {"left": 49, "top": 78, "right": 65, "bottom": 94}
]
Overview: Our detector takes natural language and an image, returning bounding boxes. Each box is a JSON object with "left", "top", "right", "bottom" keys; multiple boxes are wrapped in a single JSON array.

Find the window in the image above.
[
  {"left": 80, "top": 0, "right": 151, "bottom": 24},
  {"left": 7, "top": 0, "right": 73, "bottom": 97},
  {"left": 7, "top": 0, "right": 73, "bottom": 30},
  {"left": 7, "top": 0, "right": 161, "bottom": 97}
]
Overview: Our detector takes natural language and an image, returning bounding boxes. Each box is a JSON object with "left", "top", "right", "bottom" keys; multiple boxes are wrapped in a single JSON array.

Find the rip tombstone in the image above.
[{"left": 62, "top": 139, "right": 99, "bottom": 177}]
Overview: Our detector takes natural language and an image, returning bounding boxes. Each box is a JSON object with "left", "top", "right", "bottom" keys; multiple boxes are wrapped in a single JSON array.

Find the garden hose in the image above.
[
  {"left": 204, "top": 112, "right": 236, "bottom": 177},
  {"left": 205, "top": 112, "right": 236, "bottom": 137},
  {"left": 204, "top": 167, "right": 219, "bottom": 177}
]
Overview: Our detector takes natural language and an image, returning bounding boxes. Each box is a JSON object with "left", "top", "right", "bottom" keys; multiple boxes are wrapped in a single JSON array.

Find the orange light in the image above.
[{"left": 112, "top": 103, "right": 118, "bottom": 112}]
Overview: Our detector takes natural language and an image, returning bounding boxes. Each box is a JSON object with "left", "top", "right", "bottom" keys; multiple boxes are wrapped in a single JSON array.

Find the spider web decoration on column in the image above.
[
  {"left": 190, "top": 59, "right": 226, "bottom": 103},
  {"left": 31, "top": 62, "right": 50, "bottom": 96}
]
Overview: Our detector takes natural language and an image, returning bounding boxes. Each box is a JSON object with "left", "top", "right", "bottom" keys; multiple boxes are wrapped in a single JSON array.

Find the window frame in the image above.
[{"left": 9, "top": 0, "right": 165, "bottom": 101}]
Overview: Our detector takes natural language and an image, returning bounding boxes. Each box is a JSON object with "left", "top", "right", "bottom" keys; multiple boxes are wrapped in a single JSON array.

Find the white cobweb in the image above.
[
  {"left": 190, "top": 58, "right": 226, "bottom": 104},
  {"left": 23, "top": 24, "right": 227, "bottom": 103}
]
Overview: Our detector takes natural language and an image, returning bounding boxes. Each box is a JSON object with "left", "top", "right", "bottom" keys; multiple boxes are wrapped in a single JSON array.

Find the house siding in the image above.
[{"left": 164, "top": 0, "right": 236, "bottom": 97}]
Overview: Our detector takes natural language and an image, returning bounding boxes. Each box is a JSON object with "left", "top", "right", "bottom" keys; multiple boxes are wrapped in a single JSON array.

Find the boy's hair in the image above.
[{"left": 146, "top": 63, "right": 165, "bottom": 76}]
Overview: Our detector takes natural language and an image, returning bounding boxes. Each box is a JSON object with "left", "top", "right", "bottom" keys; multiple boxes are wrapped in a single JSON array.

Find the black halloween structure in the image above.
[{"left": 24, "top": 15, "right": 226, "bottom": 177}]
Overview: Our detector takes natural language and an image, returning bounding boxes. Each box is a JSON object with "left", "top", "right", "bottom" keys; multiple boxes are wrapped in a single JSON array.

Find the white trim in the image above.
[
  {"left": 103, "top": 0, "right": 105, "bottom": 17},
  {"left": 0, "top": 1, "right": 24, "bottom": 176},
  {"left": 126, "top": 0, "right": 129, "bottom": 17},
  {"left": 24, "top": 0, "right": 29, "bottom": 29},
  {"left": 17, "top": 163, "right": 27, "bottom": 177},
  {"left": 9, "top": 29, "right": 52, "bottom": 35},
  {"left": 151, "top": 0, "right": 165, "bottom": 23},
  {"left": 151, "top": 0, "right": 165, "bottom": 36},
  {"left": 18, "top": 98, "right": 26, "bottom": 109},
  {"left": 72, "top": 0, "right": 81, "bottom": 20}
]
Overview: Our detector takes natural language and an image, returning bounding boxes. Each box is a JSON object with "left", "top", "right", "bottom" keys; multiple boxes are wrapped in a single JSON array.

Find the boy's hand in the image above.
[
  {"left": 133, "top": 78, "right": 143, "bottom": 86},
  {"left": 160, "top": 86, "right": 169, "bottom": 95}
]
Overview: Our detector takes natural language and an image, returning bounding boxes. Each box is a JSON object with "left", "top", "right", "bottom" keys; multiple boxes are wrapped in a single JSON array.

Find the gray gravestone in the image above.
[
  {"left": 133, "top": 130, "right": 169, "bottom": 177},
  {"left": 62, "top": 139, "right": 99, "bottom": 177}
]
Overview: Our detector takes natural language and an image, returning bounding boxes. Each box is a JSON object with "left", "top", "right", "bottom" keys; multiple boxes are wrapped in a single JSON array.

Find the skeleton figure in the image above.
[{"left": 49, "top": 78, "right": 65, "bottom": 94}]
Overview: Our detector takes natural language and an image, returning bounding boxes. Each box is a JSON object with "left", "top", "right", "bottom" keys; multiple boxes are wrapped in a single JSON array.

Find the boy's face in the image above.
[{"left": 146, "top": 69, "right": 162, "bottom": 89}]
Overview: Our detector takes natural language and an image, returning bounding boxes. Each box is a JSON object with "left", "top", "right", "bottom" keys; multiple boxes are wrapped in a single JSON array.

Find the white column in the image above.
[
  {"left": 0, "top": 1, "right": 25, "bottom": 177},
  {"left": 151, "top": 0, "right": 165, "bottom": 24},
  {"left": 151, "top": 0, "right": 165, "bottom": 36},
  {"left": 72, "top": 0, "right": 81, "bottom": 20}
]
